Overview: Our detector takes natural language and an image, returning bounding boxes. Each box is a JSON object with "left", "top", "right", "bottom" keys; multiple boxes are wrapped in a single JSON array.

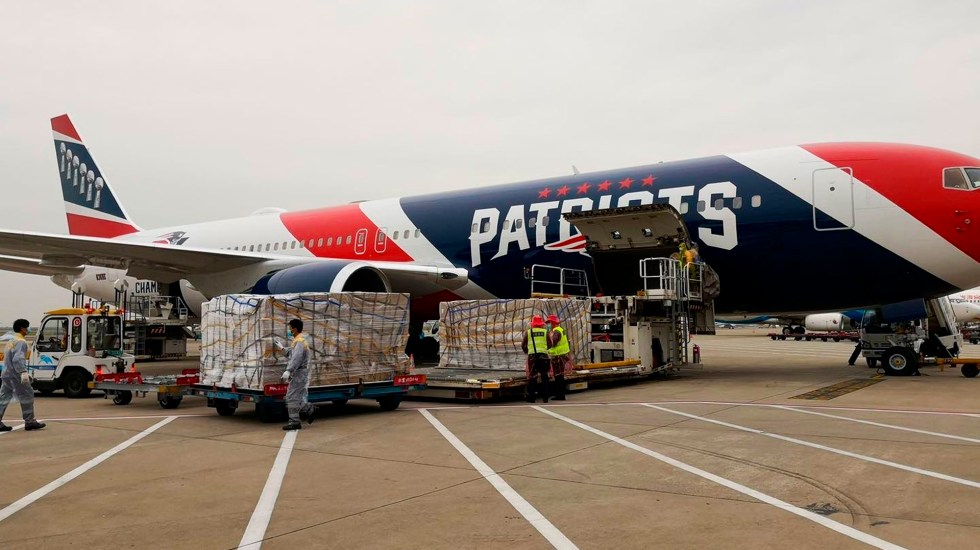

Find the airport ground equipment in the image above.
[
  {"left": 933, "top": 358, "right": 980, "bottom": 378},
  {"left": 25, "top": 306, "right": 137, "bottom": 398},
  {"left": 767, "top": 331, "right": 859, "bottom": 342},
  {"left": 88, "top": 369, "right": 198, "bottom": 408},
  {"left": 193, "top": 374, "right": 426, "bottom": 422},
  {"left": 859, "top": 297, "right": 962, "bottom": 376},
  {"left": 415, "top": 254, "right": 712, "bottom": 400},
  {"left": 88, "top": 368, "right": 426, "bottom": 417}
]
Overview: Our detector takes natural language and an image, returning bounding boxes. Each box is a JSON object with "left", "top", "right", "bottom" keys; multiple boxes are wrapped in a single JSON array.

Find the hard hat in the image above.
[
  {"left": 530, "top": 315, "right": 545, "bottom": 328},
  {"left": 547, "top": 314, "right": 560, "bottom": 324}
]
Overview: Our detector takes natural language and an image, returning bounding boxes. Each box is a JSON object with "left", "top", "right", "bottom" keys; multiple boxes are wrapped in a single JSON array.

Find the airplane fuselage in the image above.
[{"left": 94, "top": 142, "right": 980, "bottom": 317}]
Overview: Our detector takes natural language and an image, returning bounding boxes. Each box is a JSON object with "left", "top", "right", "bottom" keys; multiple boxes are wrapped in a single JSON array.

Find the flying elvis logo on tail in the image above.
[
  {"left": 51, "top": 115, "right": 139, "bottom": 238},
  {"left": 153, "top": 231, "right": 190, "bottom": 245}
]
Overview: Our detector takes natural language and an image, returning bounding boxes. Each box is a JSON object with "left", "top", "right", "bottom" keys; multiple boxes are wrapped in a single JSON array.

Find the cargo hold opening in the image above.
[{"left": 564, "top": 204, "right": 716, "bottom": 297}]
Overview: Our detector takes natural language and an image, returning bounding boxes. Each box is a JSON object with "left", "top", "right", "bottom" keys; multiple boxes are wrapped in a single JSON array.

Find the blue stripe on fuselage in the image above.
[{"left": 399, "top": 155, "right": 955, "bottom": 313}]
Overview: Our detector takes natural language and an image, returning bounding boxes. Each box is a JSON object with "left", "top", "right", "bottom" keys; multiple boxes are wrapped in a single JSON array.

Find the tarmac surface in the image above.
[{"left": 1, "top": 329, "right": 978, "bottom": 549}]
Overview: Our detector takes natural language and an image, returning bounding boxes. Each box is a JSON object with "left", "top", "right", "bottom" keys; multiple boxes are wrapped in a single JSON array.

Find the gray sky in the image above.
[{"left": 0, "top": 1, "right": 978, "bottom": 324}]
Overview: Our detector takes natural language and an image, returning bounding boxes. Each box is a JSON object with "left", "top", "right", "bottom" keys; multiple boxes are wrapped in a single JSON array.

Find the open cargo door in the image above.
[{"left": 564, "top": 204, "right": 695, "bottom": 295}]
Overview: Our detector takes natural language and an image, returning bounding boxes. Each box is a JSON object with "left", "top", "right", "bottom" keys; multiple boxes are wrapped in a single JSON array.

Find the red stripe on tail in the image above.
[
  {"left": 51, "top": 114, "right": 82, "bottom": 141},
  {"left": 66, "top": 214, "right": 138, "bottom": 238}
]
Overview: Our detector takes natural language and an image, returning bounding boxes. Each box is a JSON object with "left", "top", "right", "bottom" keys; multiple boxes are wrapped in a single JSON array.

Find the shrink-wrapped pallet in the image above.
[
  {"left": 438, "top": 299, "right": 591, "bottom": 370},
  {"left": 200, "top": 293, "right": 410, "bottom": 389}
]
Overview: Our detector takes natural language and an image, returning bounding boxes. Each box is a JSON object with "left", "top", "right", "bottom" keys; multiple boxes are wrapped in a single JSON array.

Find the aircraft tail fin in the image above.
[{"left": 51, "top": 114, "right": 141, "bottom": 237}]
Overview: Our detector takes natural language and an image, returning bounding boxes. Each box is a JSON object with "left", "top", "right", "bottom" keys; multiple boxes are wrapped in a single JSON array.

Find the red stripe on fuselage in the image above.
[
  {"left": 803, "top": 143, "right": 980, "bottom": 263},
  {"left": 279, "top": 204, "right": 413, "bottom": 261},
  {"left": 51, "top": 115, "right": 82, "bottom": 141},
  {"left": 66, "top": 213, "right": 138, "bottom": 238}
]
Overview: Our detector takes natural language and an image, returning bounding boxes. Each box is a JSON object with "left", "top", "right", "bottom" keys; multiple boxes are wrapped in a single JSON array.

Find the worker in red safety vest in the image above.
[
  {"left": 521, "top": 315, "right": 551, "bottom": 403},
  {"left": 547, "top": 314, "right": 573, "bottom": 401}
]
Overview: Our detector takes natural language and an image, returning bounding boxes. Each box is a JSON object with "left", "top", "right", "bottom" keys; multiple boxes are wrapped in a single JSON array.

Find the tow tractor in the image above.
[
  {"left": 27, "top": 306, "right": 137, "bottom": 397},
  {"left": 858, "top": 297, "right": 963, "bottom": 376}
]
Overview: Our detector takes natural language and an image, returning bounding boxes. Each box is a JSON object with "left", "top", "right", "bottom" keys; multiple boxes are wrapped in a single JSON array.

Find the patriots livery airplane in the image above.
[{"left": 1, "top": 114, "right": 979, "bottom": 323}]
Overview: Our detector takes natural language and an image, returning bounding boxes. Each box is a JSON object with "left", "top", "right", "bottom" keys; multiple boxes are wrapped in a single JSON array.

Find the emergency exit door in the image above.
[{"left": 812, "top": 167, "right": 854, "bottom": 231}]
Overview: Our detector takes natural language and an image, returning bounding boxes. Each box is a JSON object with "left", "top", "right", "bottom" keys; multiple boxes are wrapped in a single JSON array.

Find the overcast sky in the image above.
[{"left": 0, "top": 1, "right": 978, "bottom": 324}]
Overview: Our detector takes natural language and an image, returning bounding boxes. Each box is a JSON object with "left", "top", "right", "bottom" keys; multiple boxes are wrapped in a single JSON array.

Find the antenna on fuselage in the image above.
[{"left": 572, "top": 165, "right": 580, "bottom": 175}]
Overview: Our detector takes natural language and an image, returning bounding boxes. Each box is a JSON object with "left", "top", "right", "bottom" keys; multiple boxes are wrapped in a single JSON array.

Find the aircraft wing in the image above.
[
  {"left": 0, "top": 255, "right": 84, "bottom": 277},
  {"left": 0, "top": 229, "right": 473, "bottom": 294},
  {"left": 0, "top": 229, "right": 268, "bottom": 281}
]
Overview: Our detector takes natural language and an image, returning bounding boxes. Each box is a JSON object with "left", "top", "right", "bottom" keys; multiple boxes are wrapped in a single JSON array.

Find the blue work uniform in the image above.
[
  {"left": 0, "top": 334, "right": 37, "bottom": 424},
  {"left": 283, "top": 333, "right": 315, "bottom": 423}
]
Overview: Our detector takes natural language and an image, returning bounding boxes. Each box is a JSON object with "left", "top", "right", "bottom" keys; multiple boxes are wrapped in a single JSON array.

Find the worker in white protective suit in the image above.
[
  {"left": 0, "top": 319, "right": 46, "bottom": 432},
  {"left": 276, "top": 318, "right": 316, "bottom": 431}
]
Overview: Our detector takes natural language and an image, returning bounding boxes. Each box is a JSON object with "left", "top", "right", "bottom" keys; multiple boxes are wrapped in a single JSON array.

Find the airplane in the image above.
[
  {"left": 1, "top": 114, "right": 980, "bottom": 331},
  {"left": 718, "top": 292, "right": 980, "bottom": 333}
]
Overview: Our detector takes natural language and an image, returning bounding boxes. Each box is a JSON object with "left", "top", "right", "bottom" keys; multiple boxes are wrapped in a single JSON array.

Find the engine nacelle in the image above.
[
  {"left": 804, "top": 312, "right": 853, "bottom": 332},
  {"left": 252, "top": 261, "right": 390, "bottom": 294}
]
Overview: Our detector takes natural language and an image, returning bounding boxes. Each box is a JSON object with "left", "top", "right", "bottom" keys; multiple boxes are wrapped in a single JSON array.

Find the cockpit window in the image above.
[
  {"left": 944, "top": 168, "right": 970, "bottom": 190},
  {"left": 966, "top": 168, "right": 980, "bottom": 189}
]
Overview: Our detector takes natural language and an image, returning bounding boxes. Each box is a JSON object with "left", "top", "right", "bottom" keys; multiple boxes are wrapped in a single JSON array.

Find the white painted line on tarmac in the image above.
[
  {"left": 238, "top": 430, "right": 298, "bottom": 550},
  {"left": 0, "top": 415, "right": 178, "bottom": 523},
  {"left": 644, "top": 404, "right": 980, "bottom": 489},
  {"left": 771, "top": 405, "right": 980, "bottom": 444},
  {"left": 534, "top": 406, "right": 906, "bottom": 550},
  {"left": 419, "top": 409, "right": 578, "bottom": 550},
  {"left": 38, "top": 414, "right": 210, "bottom": 422},
  {"left": 420, "top": 400, "right": 980, "bottom": 418}
]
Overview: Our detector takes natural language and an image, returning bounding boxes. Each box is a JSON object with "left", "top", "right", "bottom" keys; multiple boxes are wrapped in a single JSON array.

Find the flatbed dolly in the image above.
[
  {"left": 193, "top": 373, "right": 428, "bottom": 422},
  {"left": 88, "top": 369, "right": 198, "bottom": 408}
]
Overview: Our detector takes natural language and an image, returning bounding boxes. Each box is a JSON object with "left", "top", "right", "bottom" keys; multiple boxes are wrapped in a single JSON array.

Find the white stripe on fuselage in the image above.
[
  {"left": 729, "top": 146, "right": 980, "bottom": 289},
  {"left": 358, "top": 198, "right": 495, "bottom": 299}
]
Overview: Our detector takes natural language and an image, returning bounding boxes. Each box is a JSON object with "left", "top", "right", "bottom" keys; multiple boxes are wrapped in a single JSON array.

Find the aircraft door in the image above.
[
  {"left": 354, "top": 228, "right": 368, "bottom": 255},
  {"left": 374, "top": 227, "right": 388, "bottom": 254},
  {"left": 812, "top": 167, "right": 854, "bottom": 230}
]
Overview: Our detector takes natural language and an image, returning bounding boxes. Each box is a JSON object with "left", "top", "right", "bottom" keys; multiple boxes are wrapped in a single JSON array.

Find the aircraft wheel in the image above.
[
  {"left": 962, "top": 364, "right": 979, "bottom": 378},
  {"left": 881, "top": 346, "right": 918, "bottom": 376}
]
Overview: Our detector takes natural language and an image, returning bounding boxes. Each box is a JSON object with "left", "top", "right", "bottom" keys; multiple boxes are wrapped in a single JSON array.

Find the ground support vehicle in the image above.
[
  {"left": 859, "top": 297, "right": 962, "bottom": 376},
  {"left": 414, "top": 249, "right": 712, "bottom": 401},
  {"left": 413, "top": 360, "right": 652, "bottom": 401},
  {"left": 934, "top": 358, "right": 980, "bottom": 378},
  {"left": 88, "top": 369, "right": 198, "bottom": 408},
  {"left": 26, "top": 307, "right": 137, "bottom": 398},
  {"left": 768, "top": 331, "right": 859, "bottom": 342},
  {"left": 193, "top": 374, "right": 427, "bottom": 422}
]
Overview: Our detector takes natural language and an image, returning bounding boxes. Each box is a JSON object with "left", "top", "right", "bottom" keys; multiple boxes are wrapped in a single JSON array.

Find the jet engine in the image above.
[
  {"left": 252, "top": 261, "right": 390, "bottom": 294},
  {"left": 804, "top": 312, "right": 854, "bottom": 332}
]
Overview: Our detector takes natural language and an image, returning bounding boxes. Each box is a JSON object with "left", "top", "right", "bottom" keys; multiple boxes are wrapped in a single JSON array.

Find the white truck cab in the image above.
[{"left": 27, "top": 307, "right": 137, "bottom": 398}]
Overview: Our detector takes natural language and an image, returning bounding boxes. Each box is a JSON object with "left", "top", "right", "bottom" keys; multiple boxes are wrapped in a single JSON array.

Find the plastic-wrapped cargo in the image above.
[
  {"left": 438, "top": 298, "right": 591, "bottom": 370},
  {"left": 200, "top": 293, "right": 410, "bottom": 390}
]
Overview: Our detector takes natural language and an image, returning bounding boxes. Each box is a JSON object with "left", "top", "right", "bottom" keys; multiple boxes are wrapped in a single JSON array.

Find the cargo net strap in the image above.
[
  {"left": 200, "top": 292, "right": 410, "bottom": 390},
  {"left": 438, "top": 298, "right": 592, "bottom": 371}
]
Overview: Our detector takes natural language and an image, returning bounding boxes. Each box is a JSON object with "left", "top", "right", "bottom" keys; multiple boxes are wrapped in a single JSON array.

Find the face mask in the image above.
[
  {"left": 287, "top": 330, "right": 294, "bottom": 339},
  {"left": 546, "top": 323, "right": 553, "bottom": 330}
]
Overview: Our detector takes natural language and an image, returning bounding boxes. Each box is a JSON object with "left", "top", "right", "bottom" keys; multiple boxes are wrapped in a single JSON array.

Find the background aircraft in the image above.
[{"left": 1, "top": 114, "right": 980, "bottom": 325}]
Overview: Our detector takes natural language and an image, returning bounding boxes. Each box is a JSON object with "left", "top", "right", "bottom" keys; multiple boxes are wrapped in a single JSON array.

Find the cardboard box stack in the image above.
[
  {"left": 200, "top": 293, "right": 410, "bottom": 389},
  {"left": 438, "top": 298, "right": 591, "bottom": 371}
]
